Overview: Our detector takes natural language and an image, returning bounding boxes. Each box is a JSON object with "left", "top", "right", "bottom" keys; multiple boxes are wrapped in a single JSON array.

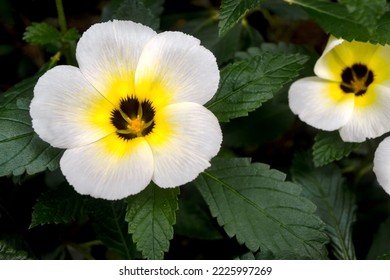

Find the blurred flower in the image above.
[
  {"left": 288, "top": 35, "right": 390, "bottom": 142},
  {"left": 373, "top": 137, "right": 390, "bottom": 196},
  {"left": 30, "top": 20, "right": 222, "bottom": 200}
]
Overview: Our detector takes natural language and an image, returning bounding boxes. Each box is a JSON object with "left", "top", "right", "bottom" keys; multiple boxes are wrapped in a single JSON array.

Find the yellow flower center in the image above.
[
  {"left": 340, "top": 63, "right": 374, "bottom": 96},
  {"left": 110, "top": 97, "right": 155, "bottom": 140}
]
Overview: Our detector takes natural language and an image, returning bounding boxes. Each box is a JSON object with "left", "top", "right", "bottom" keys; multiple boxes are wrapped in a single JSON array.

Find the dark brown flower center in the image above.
[
  {"left": 340, "top": 63, "right": 374, "bottom": 96},
  {"left": 110, "top": 97, "right": 155, "bottom": 140}
]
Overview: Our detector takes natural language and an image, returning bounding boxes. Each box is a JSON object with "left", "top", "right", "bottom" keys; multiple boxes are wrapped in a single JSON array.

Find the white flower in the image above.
[
  {"left": 373, "top": 137, "right": 390, "bottom": 196},
  {"left": 288, "top": 35, "right": 390, "bottom": 142},
  {"left": 30, "top": 20, "right": 222, "bottom": 200}
]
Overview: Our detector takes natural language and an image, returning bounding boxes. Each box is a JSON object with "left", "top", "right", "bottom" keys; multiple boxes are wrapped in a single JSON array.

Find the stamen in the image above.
[{"left": 110, "top": 97, "right": 155, "bottom": 140}]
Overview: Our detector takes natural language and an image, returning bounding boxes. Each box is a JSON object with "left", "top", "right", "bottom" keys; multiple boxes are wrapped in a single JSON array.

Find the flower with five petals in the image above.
[
  {"left": 30, "top": 20, "right": 222, "bottom": 200},
  {"left": 289, "top": 36, "right": 390, "bottom": 143}
]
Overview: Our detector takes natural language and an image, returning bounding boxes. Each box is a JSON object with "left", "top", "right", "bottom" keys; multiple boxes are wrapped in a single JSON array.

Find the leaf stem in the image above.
[
  {"left": 55, "top": 0, "right": 77, "bottom": 66},
  {"left": 55, "top": 0, "right": 67, "bottom": 34}
]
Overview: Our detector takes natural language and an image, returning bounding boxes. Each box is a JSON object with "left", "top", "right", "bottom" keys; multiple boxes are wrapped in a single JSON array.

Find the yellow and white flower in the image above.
[
  {"left": 30, "top": 20, "right": 222, "bottom": 200},
  {"left": 288, "top": 36, "right": 390, "bottom": 142},
  {"left": 373, "top": 137, "right": 390, "bottom": 196}
]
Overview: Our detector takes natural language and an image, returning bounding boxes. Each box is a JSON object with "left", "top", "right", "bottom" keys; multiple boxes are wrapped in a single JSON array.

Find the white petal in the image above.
[
  {"left": 31, "top": 65, "right": 115, "bottom": 149},
  {"left": 146, "top": 103, "right": 222, "bottom": 188},
  {"left": 76, "top": 20, "right": 157, "bottom": 103},
  {"left": 373, "top": 137, "right": 390, "bottom": 195},
  {"left": 134, "top": 31, "right": 219, "bottom": 107},
  {"left": 314, "top": 36, "right": 344, "bottom": 80},
  {"left": 288, "top": 77, "right": 354, "bottom": 131},
  {"left": 339, "top": 85, "right": 390, "bottom": 142},
  {"left": 60, "top": 136, "right": 154, "bottom": 200}
]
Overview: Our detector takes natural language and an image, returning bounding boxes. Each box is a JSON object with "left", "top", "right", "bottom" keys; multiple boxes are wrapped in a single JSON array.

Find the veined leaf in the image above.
[
  {"left": 87, "top": 199, "right": 136, "bottom": 259},
  {"left": 291, "top": 153, "right": 357, "bottom": 260},
  {"left": 30, "top": 184, "right": 85, "bottom": 228},
  {"left": 338, "top": 0, "right": 386, "bottom": 32},
  {"left": 285, "top": 0, "right": 390, "bottom": 44},
  {"left": 312, "top": 131, "right": 360, "bottom": 167},
  {"left": 219, "top": 0, "right": 264, "bottom": 36},
  {"left": 23, "top": 22, "right": 61, "bottom": 50},
  {"left": 125, "top": 184, "right": 179, "bottom": 260},
  {"left": 0, "top": 72, "right": 62, "bottom": 177},
  {"left": 206, "top": 52, "right": 308, "bottom": 122},
  {"left": 0, "top": 241, "right": 29, "bottom": 260},
  {"left": 194, "top": 158, "right": 328, "bottom": 259}
]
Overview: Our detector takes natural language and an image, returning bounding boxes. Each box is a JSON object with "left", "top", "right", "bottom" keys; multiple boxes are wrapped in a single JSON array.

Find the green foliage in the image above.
[
  {"left": 102, "top": 0, "right": 163, "bottom": 29},
  {"left": 219, "top": 0, "right": 264, "bottom": 36},
  {"left": 206, "top": 51, "right": 308, "bottom": 122},
  {"left": 338, "top": 0, "right": 386, "bottom": 32},
  {"left": 0, "top": 71, "right": 62, "bottom": 177},
  {"left": 194, "top": 158, "right": 328, "bottom": 259},
  {"left": 286, "top": 0, "right": 390, "bottom": 44},
  {"left": 23, "top": 23, "right": 80, "bottom": 53},
  {"left": 30, "top": 184, "right": 85, "bottom": 228},
  {"left": 367, "top": 217, "right": 390, "bottom": 259},
  {"left": 291, "top": 153, "right": 357, "bottom": 260},
  {"left": 175, "top": 185, "right": 223, "bottom": 240},
  {"left": 1, "top": 0, "right": 390, "bottom": 261},
  {"left": 23, "top": 23, "right": 61, "bottom": 51},
  {"left": 125, "top": 184, "right": 179, "bottom": 260},
  {"left": 87, "top": 199, "right": 137, "bottom": 259},
  {"left": 0, "top": 241, "right": 29, "bottom": 260},
  {"left": 312, "top": 131, "right": 360, "bottom": 167}
]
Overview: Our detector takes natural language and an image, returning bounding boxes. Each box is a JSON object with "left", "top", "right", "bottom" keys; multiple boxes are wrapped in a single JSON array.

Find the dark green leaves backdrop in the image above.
[{"left": 0, "top": 0, "right": 389, "bottom": 260}]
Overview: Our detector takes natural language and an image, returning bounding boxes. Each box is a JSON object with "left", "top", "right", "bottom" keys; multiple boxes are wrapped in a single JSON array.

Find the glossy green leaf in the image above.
[
  {"left": 286, "top": 0, "right": 390, "bottom": 44},
  {"left": 125, "top": 184, "right": 179, "bottom": 259},
  {"left": 312, "top": 131, "right": 360, "bottom": 167},
  {"left": 30, "top": 184, "right": 85, "bottom": 228},
  {"left": 206, "top": 51, "right": 308, "bottom": 122},
  {"left": 291, "top": 153, "right": 357, "bottom": 260},
  {"left": 219, "top": 0, "right": 264, "bottom": 36},
  {"left": 0, "top": 72, "right": 62, "bottom": 177},
  {"left": 338, "top": 0, "right": 386, "bottom": 32},
  {"left": 88, "top": 199, "right": 136, "bottom": 259},
  {"left": 194, "top": 158, "right": 328, "bottom": 259}
]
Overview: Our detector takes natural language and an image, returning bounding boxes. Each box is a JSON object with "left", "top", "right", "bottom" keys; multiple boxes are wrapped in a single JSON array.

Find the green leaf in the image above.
[
  {"left": 175, "top": 184, "right": 223, "bottom": 240},
  {"left": 312, "top": 131, "right": 360, "bottom": 167},
  {"left": 0, "top": 72, "right": 62, "bottom": 177},
  {"left": 23, "top": 22, "right": 61, "bottom": 51},
  {"left": 338, "top": 0, "right": 386, "bottom": 32},
  {"left": 125, "top": 184, "right": 179, "bottom": 259},
  {"left": 219, "top": 0, "right": 264, "bottom": 36},
  {"left": 87, "top": 199, "right": 137, "bottom": 259},
  {"left": 291, "top": 152, "right": 357, "bottom": 260},
  {"left": 194, "top": 158, "right": 328, "bottom": 259},
  {"left": 286, "top": 0, "right": 390, "bottom": 44},
  {"left": 30, "top": 184, "right": 85, "bottom": 228},
  {"left": 377, "top": 253, "right": 390, "bottom": 260},
  {"left": 102, "top": 0, "right": 162, "bottom": 30},
  {"left": 367, "top": 217, "right": 390, "bottom": 259},
  {"left": 206, "top": 51, "right": 308, "bottom": 122},
  {"left": 0, "top": 241, "right": 29, "bottom": 260}
]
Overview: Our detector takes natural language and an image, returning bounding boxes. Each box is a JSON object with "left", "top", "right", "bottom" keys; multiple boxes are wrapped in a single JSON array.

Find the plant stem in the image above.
[
  {"left": 55, "top": 0, "right": 67, "bottom": 34},
  {"left": 55, "top": 0, "right": 77, "bottom": 66}
]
